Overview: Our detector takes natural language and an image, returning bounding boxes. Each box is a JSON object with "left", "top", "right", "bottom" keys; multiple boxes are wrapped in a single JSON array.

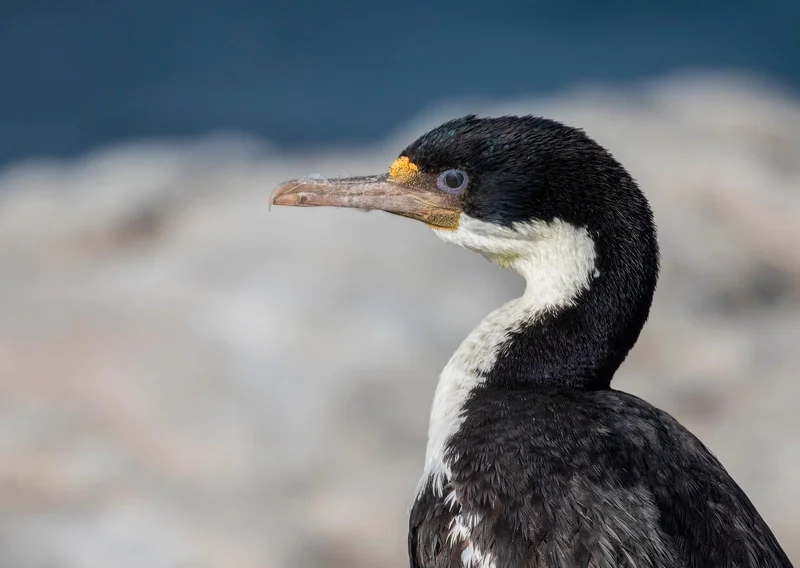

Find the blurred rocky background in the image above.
[{"left": 1, "top": 2, "right": 799, "bottom": 567}]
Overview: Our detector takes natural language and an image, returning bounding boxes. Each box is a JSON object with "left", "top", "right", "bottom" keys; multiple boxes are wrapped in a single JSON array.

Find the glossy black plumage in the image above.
[
  {"left": 401, "top": 116, "right": 793, "bottom": 567},
  {"left": 403, "top": 116, "right": 658, "bottom": 389},
  {"left": 410, "top": 388, "right": 792, "bottom": 567}
]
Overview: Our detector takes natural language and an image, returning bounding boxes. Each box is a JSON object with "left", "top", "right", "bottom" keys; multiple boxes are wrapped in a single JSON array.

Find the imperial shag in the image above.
[{"left": 270, "top": 116, "right": 792, "bottom": 568}]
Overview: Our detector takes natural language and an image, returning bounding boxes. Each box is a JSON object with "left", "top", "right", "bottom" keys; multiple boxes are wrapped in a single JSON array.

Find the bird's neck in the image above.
[{"left": 422, "top": 217, "right": 657, "bottom": 492}]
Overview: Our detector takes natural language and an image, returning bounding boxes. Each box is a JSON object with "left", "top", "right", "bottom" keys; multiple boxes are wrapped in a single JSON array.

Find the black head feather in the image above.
[
  {"left": 403, "top": 115, "right": 660, "bottom": 388},
  {"left": 402, "top": 115, "right": 650, "bottom": 233}
]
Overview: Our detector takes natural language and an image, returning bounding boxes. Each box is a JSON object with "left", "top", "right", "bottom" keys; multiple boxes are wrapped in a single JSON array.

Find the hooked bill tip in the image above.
[{"left": 269, "top": 177, "right": 332, "bottom": 210}]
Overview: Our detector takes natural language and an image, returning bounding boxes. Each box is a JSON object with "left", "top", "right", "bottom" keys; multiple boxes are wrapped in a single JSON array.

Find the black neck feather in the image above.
[{"left": 485, "top": 222, "right": 659, "bottom": 391}]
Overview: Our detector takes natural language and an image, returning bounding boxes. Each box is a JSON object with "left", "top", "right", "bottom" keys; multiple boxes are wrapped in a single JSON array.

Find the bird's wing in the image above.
[
  {"left": 409, "top": 481, "right": 462, "bottom": 568},
  {"left": 408, "top": 391, "right": 793, "bottom": 568},
  {"left": 623, "top": 393, "right": 794, "bottom": 568},
  {"left": 409, "top": 477, "right": 682, "bottom": 568}
]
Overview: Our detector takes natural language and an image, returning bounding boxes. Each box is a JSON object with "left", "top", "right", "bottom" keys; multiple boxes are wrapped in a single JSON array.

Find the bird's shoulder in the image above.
[{"left": 408, "top": 387, "right": 792, "bottom": 568}]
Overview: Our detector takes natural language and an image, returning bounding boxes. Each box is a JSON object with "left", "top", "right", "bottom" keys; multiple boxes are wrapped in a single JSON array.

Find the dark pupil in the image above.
[{"left": 444, "top": 171, "right": 464, "bottom": 189}]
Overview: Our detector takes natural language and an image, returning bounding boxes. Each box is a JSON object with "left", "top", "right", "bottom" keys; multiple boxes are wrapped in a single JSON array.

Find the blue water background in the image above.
[{"left": 1, "top": 1, "right": 798, "bottom": 165}]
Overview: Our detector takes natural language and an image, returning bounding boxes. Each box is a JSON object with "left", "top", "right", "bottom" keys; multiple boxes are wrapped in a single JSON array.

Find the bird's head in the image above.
[
  {"left": 272, "top": 115, "right": 657, "bottom": 300},
  {"left": 272, "top": 115, "right": 659, "bottom": 386}
]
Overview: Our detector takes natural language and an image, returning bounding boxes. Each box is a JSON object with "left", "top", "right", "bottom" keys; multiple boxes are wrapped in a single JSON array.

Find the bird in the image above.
[{"left": 270, "top": 115, "right": 793, "bottom": 568}]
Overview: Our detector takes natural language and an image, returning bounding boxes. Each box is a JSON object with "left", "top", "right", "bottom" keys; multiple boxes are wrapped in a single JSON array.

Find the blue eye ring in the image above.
[{"left": 437, "top": 169, "right": 469, "bottom": 194}]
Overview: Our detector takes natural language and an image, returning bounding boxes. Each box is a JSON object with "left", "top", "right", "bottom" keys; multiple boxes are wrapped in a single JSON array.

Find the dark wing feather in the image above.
[
  {"left": 407, "top": 388, "right": 793, "bottom": 568},
  {"left": 631, "top": 392, "right": 792, "bottom": 567},
  {"left": 409, "top": 480, "right": 460, "bottom": 568}
]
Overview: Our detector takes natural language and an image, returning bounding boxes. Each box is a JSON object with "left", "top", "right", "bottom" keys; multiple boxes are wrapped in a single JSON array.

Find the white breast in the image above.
[{"left": 417, "top": 214, "right": 597, "bottom": 498}]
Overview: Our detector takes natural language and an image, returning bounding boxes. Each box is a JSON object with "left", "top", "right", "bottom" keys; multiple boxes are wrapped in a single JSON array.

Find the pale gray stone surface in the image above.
[{"left": 0, "top": 74, "right": 797, "bottom": 567}]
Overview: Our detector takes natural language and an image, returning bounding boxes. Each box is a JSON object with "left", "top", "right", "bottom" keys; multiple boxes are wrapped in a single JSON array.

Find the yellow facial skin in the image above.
[
  {"left": 389, "top": 156, "right": 420, "bottom": 184},
  {"left": 270, "top": 155, "right": 462, "bottom": 230}
]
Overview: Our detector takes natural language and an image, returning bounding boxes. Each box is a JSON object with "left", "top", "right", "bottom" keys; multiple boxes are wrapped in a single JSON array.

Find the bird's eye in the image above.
[{"left": 437, "top": 169, "right": 469, "bottom": 194}]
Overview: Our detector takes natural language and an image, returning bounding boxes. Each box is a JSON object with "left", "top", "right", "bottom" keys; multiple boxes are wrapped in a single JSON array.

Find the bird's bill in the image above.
[{"left": 269, "top": 174, "right": 462, "bottom": 229}]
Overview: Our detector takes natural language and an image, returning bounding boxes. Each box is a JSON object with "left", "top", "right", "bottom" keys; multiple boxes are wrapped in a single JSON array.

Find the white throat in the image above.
[{"left": 418, "top": 214, "right": 598, "bottom": 496}]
